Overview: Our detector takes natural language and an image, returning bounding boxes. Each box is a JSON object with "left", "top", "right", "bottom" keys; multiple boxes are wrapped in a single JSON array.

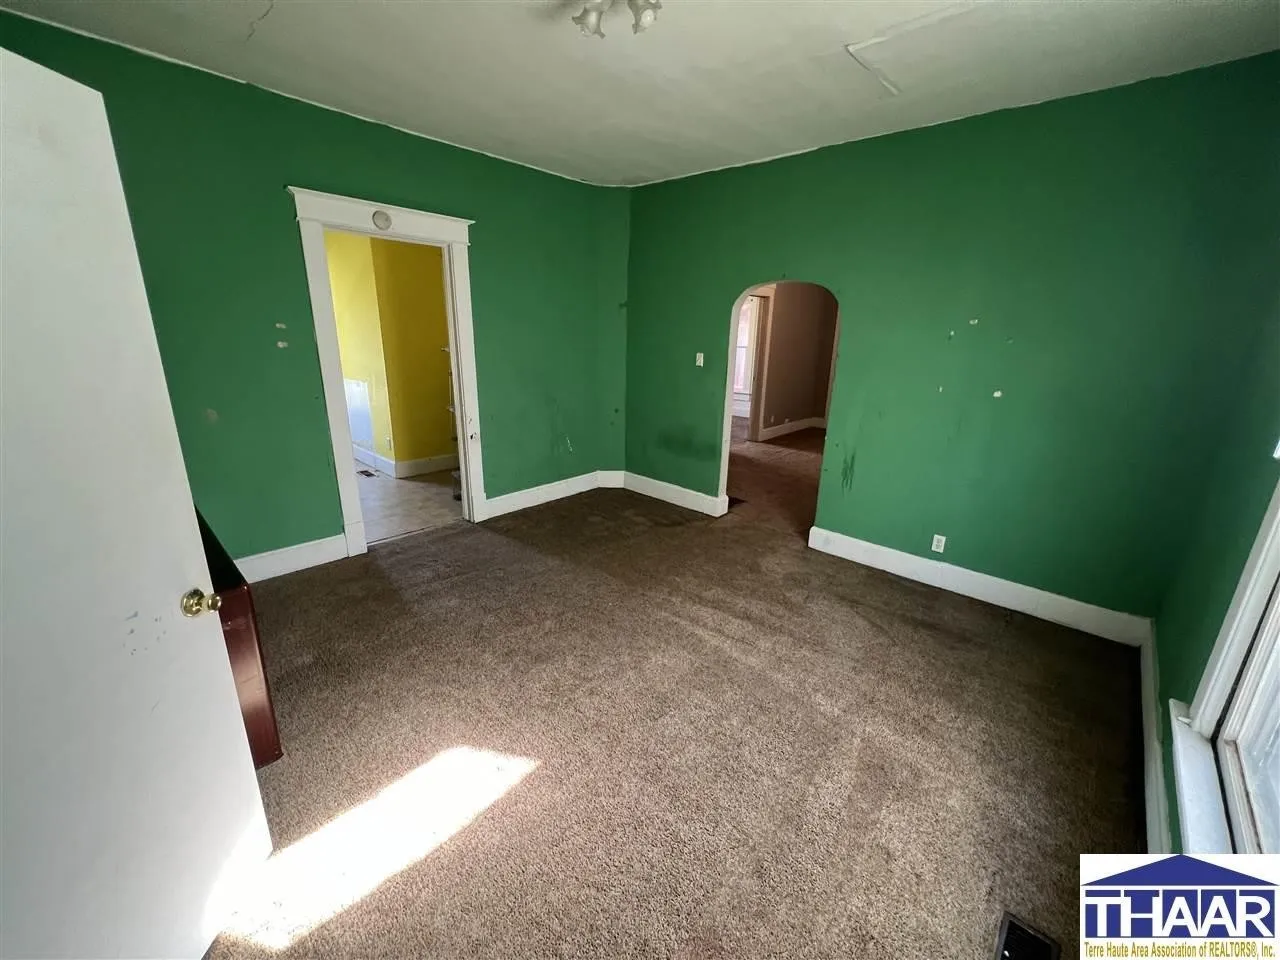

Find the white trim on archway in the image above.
[
  {"left": 718, "top": 281, "right": 835, "bottom": 503},
  {"left": 717, "top": 288, "right": 753, "bottom": 503}
]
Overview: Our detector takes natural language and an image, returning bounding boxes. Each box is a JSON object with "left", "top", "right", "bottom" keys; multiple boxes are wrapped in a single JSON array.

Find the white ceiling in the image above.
[{"left": 5, "top": 0, "right": 1278, "bottom": 185}]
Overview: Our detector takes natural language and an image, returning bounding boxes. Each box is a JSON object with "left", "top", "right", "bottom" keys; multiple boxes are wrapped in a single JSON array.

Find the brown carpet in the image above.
[
  {"left": 209, "top": 489, "right": 1142, "bottom": 959},
  {"left": 726, "top": 417, "right": 826, "bottom": 538}
]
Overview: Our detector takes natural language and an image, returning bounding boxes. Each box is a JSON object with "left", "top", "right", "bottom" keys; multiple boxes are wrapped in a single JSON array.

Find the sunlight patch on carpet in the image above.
[{"left": 221, "top": 746, "right": 537, "bottom": 949}]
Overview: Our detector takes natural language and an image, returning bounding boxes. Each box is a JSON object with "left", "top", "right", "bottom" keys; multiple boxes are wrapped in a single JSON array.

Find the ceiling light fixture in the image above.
[
  {"left": 628, "top": 0, "right": 661, "bottom": 34},
  {"left": 571, "top": 0, "right": 661, "bottom": 38},
  {"left": 572, "top": 1, "right": 607, "bottom": 38}
]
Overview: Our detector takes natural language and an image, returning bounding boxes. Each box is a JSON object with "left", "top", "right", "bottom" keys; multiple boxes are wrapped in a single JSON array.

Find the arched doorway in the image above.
[{"left": 719, "top": 281, "right": 838, "bottom": 538}]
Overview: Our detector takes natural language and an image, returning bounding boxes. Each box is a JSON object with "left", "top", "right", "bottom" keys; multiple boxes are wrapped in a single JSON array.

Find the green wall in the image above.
[
  {"left": 0, "top": 12, "right": 630, "bottom": 559},
  {"left": 626, "top": 53, "right": 1280, "bottom": 616},
  {"left": 1154, "top": 303, "right": 1280, "bottom": 847},
  {"left": 3, "top": 9, "right": 1275, "bottom": 639},
  {"left": 7, "top": 12, "right": 1280, "bottom": 848}
]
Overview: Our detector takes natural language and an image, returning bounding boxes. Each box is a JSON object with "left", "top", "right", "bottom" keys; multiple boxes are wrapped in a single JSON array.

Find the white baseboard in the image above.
[
  {"left": 807, "top": 526, "right": 1152, "bottom": 646},
  {"left": 352, "top": 445, "right": 394, "bottom": 477},
  {"left": 479, "top": 471, "right": 602, "bottom": 521},
  {"left": 1144, "top": 643, "right": 1172, "bottom": 853},
  {"left": 807, "top": 523, "right": 1167, "bottom": 849},
  {"left": 758, "top": 417, "right": 825, "bottom": 441},
  {"left": 394, "top": 453, "right": 458, "bottom": 478},
  {"left": 732, "top": 397, "right": 751, "bottom": 418},
  {"left": 597, "top": 470, "right": 626, "bottom": 488},
  {"left": 235, "top": 533, "right": 348, "bottom": 583},
  {"left": 474, "top": 469, "right": 726, "bottom": 521},
  {"left": 624, "top": 472, "right": 728, "bottom": 517},
  {"left": 355, "top": 445, "right": 458, "bottom": 479}
]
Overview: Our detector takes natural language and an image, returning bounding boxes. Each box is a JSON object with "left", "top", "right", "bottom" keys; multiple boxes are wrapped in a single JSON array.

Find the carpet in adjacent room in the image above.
[{"left": 726, "top": 416, "right": 826, "bottom": 538}]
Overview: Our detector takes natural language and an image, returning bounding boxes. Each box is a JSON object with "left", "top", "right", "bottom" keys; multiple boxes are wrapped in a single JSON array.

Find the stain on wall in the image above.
[{"left": 840, "top": 450, "right": 857, "bottom": 494}]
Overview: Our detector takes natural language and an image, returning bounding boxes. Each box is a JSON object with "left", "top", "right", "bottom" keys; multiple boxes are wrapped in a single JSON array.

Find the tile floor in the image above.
[{"left": 353, "top": 460, "right": 460, "bottom": 543}]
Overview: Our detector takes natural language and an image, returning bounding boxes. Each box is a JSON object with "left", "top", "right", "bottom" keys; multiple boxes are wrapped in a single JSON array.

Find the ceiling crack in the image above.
[{"left": 245, "top": 0, "right": 276, "bottom": 42}]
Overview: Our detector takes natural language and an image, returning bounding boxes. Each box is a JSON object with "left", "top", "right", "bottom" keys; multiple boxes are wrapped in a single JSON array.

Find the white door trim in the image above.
[
  {"left": 750, "top": 291, "right": 774, "bottom": 443},
  {"left": 289, "top": 187, "right": 485, "bottom": 559},
  {"left": 1188, "top": 475, "right": 1280, "bottom": 738}
]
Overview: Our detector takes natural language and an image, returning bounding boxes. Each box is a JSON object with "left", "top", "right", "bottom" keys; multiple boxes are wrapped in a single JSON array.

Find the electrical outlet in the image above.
[
  {"left": 931, "top": 534, "right": 946, "bottom": 554},
  {"left": 695, "top": 352, "right": 704, "bottom": 367}
]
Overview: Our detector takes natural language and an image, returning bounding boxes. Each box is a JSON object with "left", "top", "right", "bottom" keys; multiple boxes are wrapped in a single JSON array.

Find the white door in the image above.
[{"left": 0, "top": 51, "right": 270, "bottom": 959}]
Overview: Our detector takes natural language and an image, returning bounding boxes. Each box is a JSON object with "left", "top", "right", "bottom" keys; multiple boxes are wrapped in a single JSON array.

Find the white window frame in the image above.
[
  {"left": 289, "top": 187, "right": 488, "bottom": 560},
  {"left": 1171, "top": 474, "right": 1280, "bottom": 852},
  {"left": 733, "top": 296, "right": 760, "bottom": 396},
  {"left": 1216, "top": 583, "right": 1280, "bottom": 853}
]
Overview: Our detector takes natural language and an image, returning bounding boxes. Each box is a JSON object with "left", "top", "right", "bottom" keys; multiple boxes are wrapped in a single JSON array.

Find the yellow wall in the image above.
[
  {"left": 324, "top": 229, "right": 453, "bottom": 467},
  {"left": 324, "top": 230, "right": 396, "bottom": 461},
  {"left": 370, "top": 239, "right": 454, "bottom": 462}
]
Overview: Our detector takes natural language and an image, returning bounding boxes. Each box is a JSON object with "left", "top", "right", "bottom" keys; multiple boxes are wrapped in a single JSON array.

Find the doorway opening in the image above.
[
  {"left": 290, "top": 187, "right": 485, "bottom": 560},
  {"left": 719, "top": 281, "right": 838, "bottom": 538},
  {"left": 322, "top": 228, "right": 461, "bottom": 544}
]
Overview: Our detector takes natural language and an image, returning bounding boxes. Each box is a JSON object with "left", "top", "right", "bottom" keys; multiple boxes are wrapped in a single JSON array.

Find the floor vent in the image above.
[{"left": 993, "top": 912, "right": 1059, "bottom": 960}]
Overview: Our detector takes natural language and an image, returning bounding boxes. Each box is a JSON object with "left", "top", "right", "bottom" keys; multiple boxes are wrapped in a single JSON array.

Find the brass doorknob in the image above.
[{"left": 180, "top": 588, "right": 223, "bottom": 618}]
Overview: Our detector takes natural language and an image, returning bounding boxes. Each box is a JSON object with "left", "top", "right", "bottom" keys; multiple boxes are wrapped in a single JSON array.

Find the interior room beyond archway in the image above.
[{"left": 723, "top": 280, "right": 838, "bottom": 538}]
